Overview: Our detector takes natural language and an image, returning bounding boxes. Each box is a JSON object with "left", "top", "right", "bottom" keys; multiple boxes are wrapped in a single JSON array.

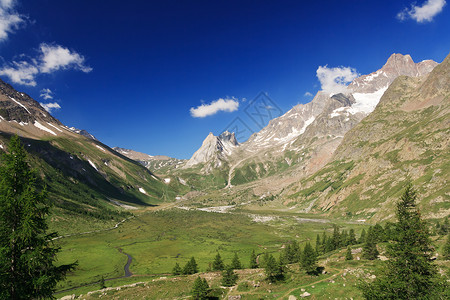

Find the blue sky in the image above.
[{"left": 0, "top": 0, "right": 449, "bottom": 159}]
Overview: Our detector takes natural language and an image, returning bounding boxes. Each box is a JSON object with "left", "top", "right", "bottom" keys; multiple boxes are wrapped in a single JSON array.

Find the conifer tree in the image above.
[
  {"left": 0, "top": 136, "right": 76, "bottom": 299},
  {"left": 212, "top": 252, "right": 225, "bottom": 271},
  {"left": 325, "top": 236, "right": 334, "bottom": 253},
  {"left": 443, "top": 232, "right": 450, "bottom": 260},
  {"left": 360, "top": 185, "right": 448, "bottom": 299},
  {"left": 172, "top": 262, "right": 182, "bottom": 275},
  {"left": 332, "top": 224, "right": 341, "bottom": 249},
  {"left": 300, "top": 242, "right": 318, "bottom": 275},
  {"left": 231, "top": 252, "right": 242, "bottom": 269},
  {"left": 348, "top": 228, "right": 357, "bottom": 245},
  {"left": 191, "top": 276, "right": 209, "bottom": 300},
  {"left": 99, "top": 276, "right": 106, "bottom": 289},
  {"left": 341, "top": 230, "right": 349, "bottom": 246},
  {"left": 291, "top": 240, "right": 300, "bottom": 262},
  {"left": 221, "top": 265, "right": 238, "bottom": 287},
  {"left": 345, "top": 246, "right": 353, "bottom": 261},
  {"left": 362, "top": 227, "right": 379, "bottom": 260},
  {"left": 264, "top": 254, "right": 284, "bottom": 282},
  {"left": 183, "top": 257, "right": 198, "bottom": 275},
  {"left": 249, "top": 250, "right": 258, "bottom": 268},
  {"left": 321, "top": 231, "right": 327, "bottom": 246},
  {"left": 359, "top": 228, "right": 367, "bottom": 244},
  {"left": 315, "top": 234, "right": 322, "bottom": 255}
]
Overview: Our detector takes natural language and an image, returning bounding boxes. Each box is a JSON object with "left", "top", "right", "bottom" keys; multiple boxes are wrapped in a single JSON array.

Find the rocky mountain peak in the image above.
[
  {"left": 349, "top": 53, "right": 438, "bottom": 93},
  {"left": 184, "top": 131, "right": 239, "bottom": 169},
  {"left": 0, "top": 79, "right": 60, "bottom": 125},
  {"left": 219, "top": 131, "right": 238, "bottom": 146}
]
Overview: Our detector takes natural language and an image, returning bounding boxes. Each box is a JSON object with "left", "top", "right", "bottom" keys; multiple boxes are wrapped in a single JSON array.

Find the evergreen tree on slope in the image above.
[
  {"left": 0, "top": 136, "right": 76, "bottom": 299},
  {"left": 361, "top": 184, "right": 447, "bottom": 299}
]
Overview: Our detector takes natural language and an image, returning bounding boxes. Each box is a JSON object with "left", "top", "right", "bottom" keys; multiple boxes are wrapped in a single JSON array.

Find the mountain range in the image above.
[{"left": 0, "top": 52, "right": 448, "bottom": 231}]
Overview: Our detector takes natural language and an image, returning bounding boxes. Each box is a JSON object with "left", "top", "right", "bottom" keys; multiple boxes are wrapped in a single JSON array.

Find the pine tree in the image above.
[
  {"left": 99, "top": 276, "right": 106, "bottom": 289},
  {"left": 362, "top": 227, "right": 379, "bottom": 260},
  {"left": 249, "top": 250, "right": 258, "bottom": 268},
  {"left": 291, "top": 240, "right": 300, "bottom": 262},
  {"left": 221, "top": 265, "right": 238, "bottom": 287},
  {"left": 341, "top": 230, "right": 349, "bottom": 246},
  {"left": 300, "top": 242, "right": 318, "bottom": 275},
  {"left": 231, "top": 252, "right": 242, "bottom": 269},
  {"left": 325, "top": 236, "right": 334, "bottom": 253},
  {"left": 439, "top": 217, "right": 449, "bottom": 235},
  {"left": 345, "top": 246, "right": 353, "bottom": 261},
  {"left": 359, "top": 228, "right": 367, "bottom": 244},
  {"left": 332, "top": 224, "right": 341, "bottom": 250},
  {"left": 212, "top": 252, "right": 225, "bottom": 271},
  {"left": 443, "top": 232, "right": 450, "bottom": 260},
  {"left": 0, "top": 136, "right": 76, "bottom": 299},
  {"left": 264, "top": 254, "right": 284, "bottom": 282},
  {"left": 172, "top": 262, "right": 182, "bottom": 275},
  {"left": 348, "top": 228, "right": 357, "bottom": 245},
  {"left": 315, "top": 234, "right": 322, "bottom": 255},
  {"left": 372, "top": 224, "right": 386, "bottom": 242},
  {"left": 183, "top": 257, "right": 198, "bottom": 275},
  {"left": 191, "top": 276, "right": 209, "bottom": 300},
  {"left": 360, "top": 184, "right": 448, "bottom": 299}
]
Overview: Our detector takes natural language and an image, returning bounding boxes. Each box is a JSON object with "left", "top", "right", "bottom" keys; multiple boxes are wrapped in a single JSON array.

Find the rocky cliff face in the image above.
[{"left": 184, "top": 131, "right": 238, "bottom": 170}]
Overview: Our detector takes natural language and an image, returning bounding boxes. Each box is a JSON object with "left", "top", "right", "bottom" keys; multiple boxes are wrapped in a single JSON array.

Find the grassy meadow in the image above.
[{"left": 55, "top": 208, "right": 369, "bottom": 296}]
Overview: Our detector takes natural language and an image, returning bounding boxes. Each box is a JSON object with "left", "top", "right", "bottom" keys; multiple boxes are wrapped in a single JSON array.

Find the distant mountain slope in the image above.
[
  {"left": 283, "top": 53, "right": 449, "bottom": 222},
  {"left": 113, "top": 147, "right": 185, "bottom": 173},
  {"left": 0, "top": 79, "right": 180, "bottom": 234}
]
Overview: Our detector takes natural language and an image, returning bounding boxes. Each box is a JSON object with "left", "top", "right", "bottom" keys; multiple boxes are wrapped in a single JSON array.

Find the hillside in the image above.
[
  {"left": 0, "top": 79, "right": 182, "bottom": 234},
  {"left": 283, "top": 53, "right": 450, "bottom": 222}
]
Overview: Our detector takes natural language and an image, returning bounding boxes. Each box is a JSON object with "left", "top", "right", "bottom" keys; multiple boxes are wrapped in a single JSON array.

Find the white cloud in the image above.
[
  {"left": 304, "top": 92, "right": 313, "bottom": 97},
  {"left": 190, "top": 98, "right": 239, "bottom": 118},
  {"left": 0, "top": 43, "right": 92, "bottom": 86},
  {"left": 0, "top": 61, "right": 38, "bottom": 86},
  {"left": 39, "top": 43, "right": 92, "bottom": 73},
  {"left": 0, "top": 0, "right": 24, "bottom": 42},
  {"left": 40, "top": 88, "right": 53, "bottom": 100},
  {"left": 39, "top": 102, "right": 61, "bottom": 113},
  {"left": 397, "top": 0, "right": 446, "bottom": 23},
  {"left": 316, "top": 65, "right": 359, "bottom": 95}
]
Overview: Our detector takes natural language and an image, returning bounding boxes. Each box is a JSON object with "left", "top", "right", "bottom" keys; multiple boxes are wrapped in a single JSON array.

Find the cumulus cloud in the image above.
[
  {"left": 397, "top": 0, "right": 446, "bottom": 23},
  {"left": 316, "top": 65, "right": 359, "bottom": 95},
  {"left": 39, "top": 102, "right": 61, "bottom": 113},
  {"left": 0, "top": 43, "right": 92, "bottom": 86},
  {"left": 190, "top": 98, "right": 239, "bottom": 118},
  {"left": 0, "top": 61, "right": 38, "bottom": 86},
  {"left": 40, "top": 88, "right": 53, "bottom": 99},
  {"left": 0, "top": 0, "right": 24, "bottom": 42},
  {"left": 304, "top": 92, "right": 313, "bottom": 97},
  {"left": 39, "top": 43, "right": 92, "bottom": 73}
]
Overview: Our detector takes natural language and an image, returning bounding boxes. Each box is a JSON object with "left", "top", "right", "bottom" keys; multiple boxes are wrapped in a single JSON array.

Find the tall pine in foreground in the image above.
[
  {"left": 0, "top": 135, "right": 76, "bottom": 299},
  {"left": 360, "top": 184, "right": 448, "bottom": 299}
]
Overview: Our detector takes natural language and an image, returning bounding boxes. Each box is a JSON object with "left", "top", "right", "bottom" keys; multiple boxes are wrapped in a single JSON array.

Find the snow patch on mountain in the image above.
[
  {"left": 88, "top": 159, "right": 98, "bottom": 171},
  {"left": 46, "top": 122, "right": 63, "bottom": 132},
  {"left": 95, "top": 145, "right": 106, "bottom": 152},
  {"left": 34, "top": 121, "right": 57, "bottom": 136},
  {"left": 9, "top": 97, "right": 31, "bottom": 114},
  {"left": 351, "top": 86, "right": 388, "bottom": 114}
]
